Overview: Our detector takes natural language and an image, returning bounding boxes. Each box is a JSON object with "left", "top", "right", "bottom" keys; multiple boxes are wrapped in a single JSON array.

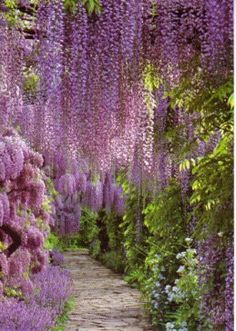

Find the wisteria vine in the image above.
[{"left": 0, "top": 0, "right": 233, "bottom": 330}]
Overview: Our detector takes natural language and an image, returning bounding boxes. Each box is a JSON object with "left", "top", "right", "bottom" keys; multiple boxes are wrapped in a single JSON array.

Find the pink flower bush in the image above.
[{"left": 0, "top": 128, "right": 50, "bottom": 298}]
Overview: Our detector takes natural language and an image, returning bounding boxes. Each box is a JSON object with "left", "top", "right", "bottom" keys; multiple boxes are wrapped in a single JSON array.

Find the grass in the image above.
[{"left": 51, "top": 296, "right": 75, "bottom": 331}]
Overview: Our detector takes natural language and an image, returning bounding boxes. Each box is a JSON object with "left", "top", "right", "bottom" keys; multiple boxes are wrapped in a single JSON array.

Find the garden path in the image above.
[{"left": 63, "top": 250, "right": 153, "bottom": 331}]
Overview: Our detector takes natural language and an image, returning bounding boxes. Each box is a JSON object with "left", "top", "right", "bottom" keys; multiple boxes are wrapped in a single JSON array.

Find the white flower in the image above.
[
  {"left": 165, "top": 285, "right": 171, "bottom": 292},
  {"left": 172, "top": 286, "right": 178, "bottom": 292},
  {"left": 166, "top": 322, "right": 176, "bottom": 330},
  {"left": 159, "top": 273, "right": 165, "bottom": 280},
  {"left": 218, "top": 232, "right": 224, "bottom": 237},
  {"left": 185, "top": 237, "right": 193, "bottom": 243},
  {"left": 192, "top": 249, "right": 197, "bottom": 254},
  {"left": 177, "top": 265, "right": 185, "bottom": 273},
  {"left": 167, "top": 293, "right": 175, "bottom": 302},
  {"left": 166, "top": 321, "right": 188, "bottom": 331},
  {"left": 176, "top": 252, "right": 185, "bottom": 259},
  {"left": 153, "top": 302, "right": 159, "bottom": 309}
]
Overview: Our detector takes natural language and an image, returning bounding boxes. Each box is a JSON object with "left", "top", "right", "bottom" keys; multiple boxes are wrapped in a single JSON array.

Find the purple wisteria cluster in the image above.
[
  {"left": 225, "top": 240, "right": 234, "bottom": 331},
  {"left": 50, "top": 154, "right": 125, "bottom": 235},
  {"left": 17, "top": 0, "right": 153, "bottom": 177},
  {"left": 0, "top": 128, "right": 51, "bottom": 297},
  {"left": 22, "top": 0, "right": 231, "bottom": 193},
  {"left": 198, "top": 235, "right": 234, "bottom": 330},
  {"left": 0, "top": 129, "right": 72, "bottom": 330},
  {"left": 0, "top": 0, "right": 232, "bottom": 186},
  {"left": 143, "top": 0, "right": 233, "bottom": 84},
  {"left": 0, "top": 0, "right": 232, "bottom": 192}
]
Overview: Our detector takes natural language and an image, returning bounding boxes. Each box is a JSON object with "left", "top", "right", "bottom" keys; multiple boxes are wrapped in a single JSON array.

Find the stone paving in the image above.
[{"left": 63, "top": 250, "right": 153, "bottom": 331}]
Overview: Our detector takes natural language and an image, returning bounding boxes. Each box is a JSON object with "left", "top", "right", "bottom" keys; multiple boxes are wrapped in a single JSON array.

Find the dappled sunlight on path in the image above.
[{"left": 63, "top": 250, "right": 153, "bottom": 331}]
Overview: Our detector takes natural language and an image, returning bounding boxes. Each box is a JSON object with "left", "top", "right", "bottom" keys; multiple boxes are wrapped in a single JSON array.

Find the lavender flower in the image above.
[{"left": 50, "top": 250, "right": 64, "bottom": 266}]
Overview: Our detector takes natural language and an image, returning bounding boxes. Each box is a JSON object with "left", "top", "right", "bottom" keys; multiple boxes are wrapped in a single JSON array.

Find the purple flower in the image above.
[{"left": 50, "top": 250, "right": 64, "bottom": 266}]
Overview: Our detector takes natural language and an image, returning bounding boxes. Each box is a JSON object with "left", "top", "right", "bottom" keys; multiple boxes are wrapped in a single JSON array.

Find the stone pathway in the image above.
[{"left": 63, "top": 250, "right": 153, "bottom": 331}]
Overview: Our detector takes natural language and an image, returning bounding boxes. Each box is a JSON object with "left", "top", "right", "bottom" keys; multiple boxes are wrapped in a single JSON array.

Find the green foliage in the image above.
[
  {"left": 179, "top": 158, "right": 198, "bottom": 171},
  {"left": 190, "top": 93, "right": 233, "bottom": 238},
  {"left": 166, "top": 74, "right": 233, "bottom": 241},
  {"left": 0, "top": 241, "right": 7, "bottom": 252},
  {"left": 119, "top": 178, "right": 148, "bottom": 284},
  {"left": 51, "top": 297, "right": 75, "bottom": 331},
  {"left": 4, "top": 286, "right": 23, "bottom": 299},
  {"left": 44, "top": 228, "right": 80, "bottom": 252},
  {"left": 3, "top": 0, "right": 17, "bottom": 25},
  {"left": 23, "top": 70, "right": 39, "bottom": 96},
  {"left": 144, "top": 180, "right": 186, "bottom": 242},
  {"left": 47, "top": 208, "right": 99, "bottom": 255},
  {"left": 63, "top": 0, "right": 102, "bottom": 14},
  {"left": 56, "top": 233, "right": 81, "bottom": 252},
  {"left": 100, "top": 251, "right": 124, "bottom": 273},
  {"left": 228, "top": 93, "right": 234, "bottom": 109},
  {"left": 41, "top": 199, "right": 52, "bottom": 214},
  {"left": 63, "top": 0, "right": 77, "bottom": 12},
  {"left": 45, "top": 177, "right": 58, "bottom": 199},
  {"left": 98, "top": 212, "right": 125, "bottom": 272},
  {"left": 3, "top": 0, "right": 101, "bottom": 26},
  {"left": 3, "top": 0, "right": 37, "bottom": 27},
  {"left": 167, "top": 242, "right": 200, "bottom": 329},
  {"left": 142, "top": 181, "right": 190, "bottom": 328},
  {"left": 78, "top": 207, "right": 100, "bottom": 249},
  {"left": 89, "top": 239, "right": 101, "bottom": 257},
  {"left": 81, "top": 0, "right": 102, "bottom": 15},
  {"left": 44, "top": 232, "right": 60, "bottom": 250},
  {"left": 143, "top": 64, "right": 161, "bottom": 92},
  {"left": 55, "top": 208, "right": 100, "bottom": 254}
]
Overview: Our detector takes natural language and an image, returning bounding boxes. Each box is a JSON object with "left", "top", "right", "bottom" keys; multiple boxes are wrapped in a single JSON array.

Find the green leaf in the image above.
[{"left": 228, "top": 93, "right": 234, "bottom": 109}]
